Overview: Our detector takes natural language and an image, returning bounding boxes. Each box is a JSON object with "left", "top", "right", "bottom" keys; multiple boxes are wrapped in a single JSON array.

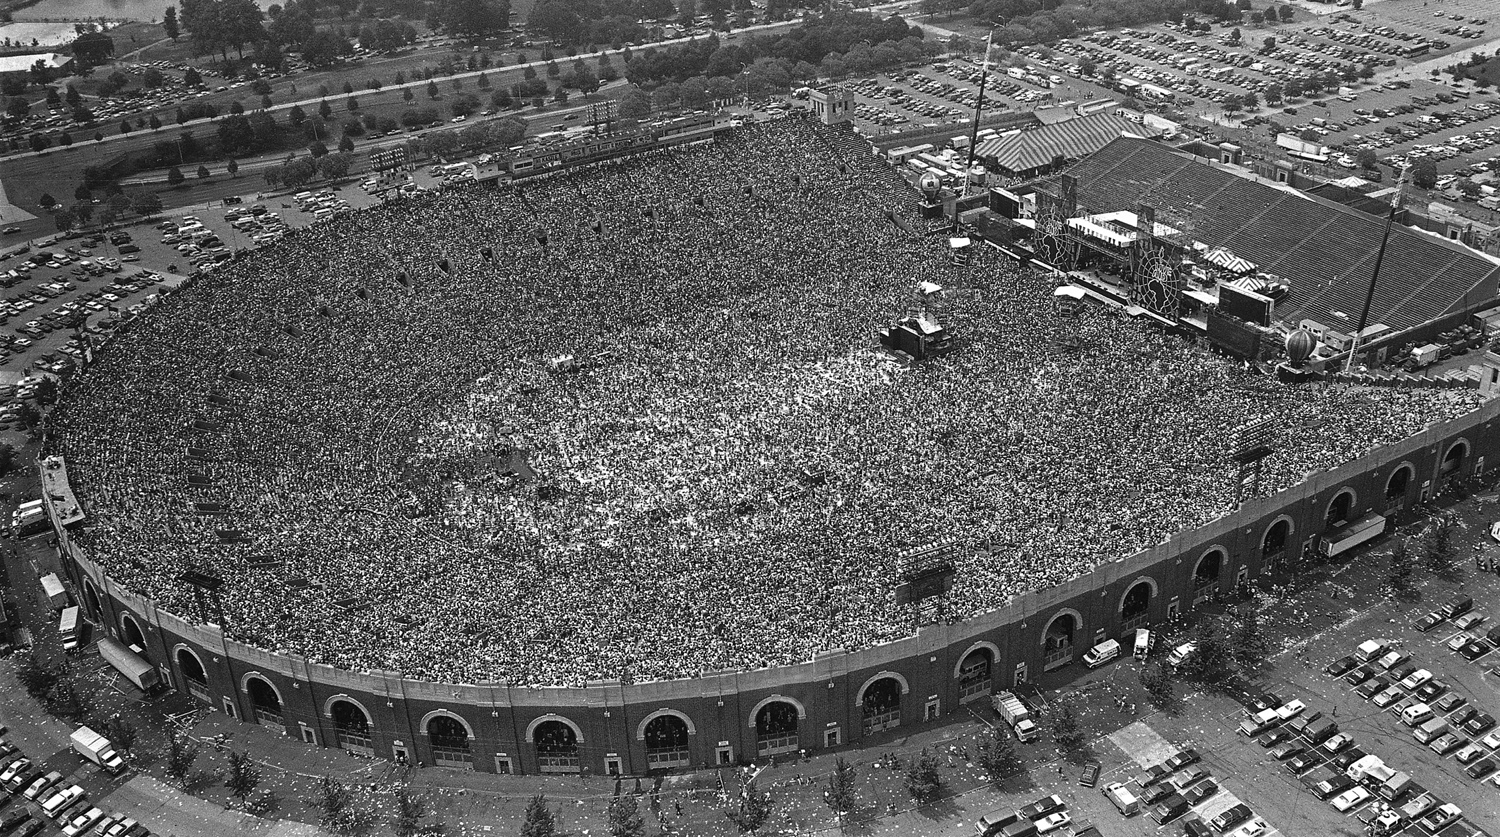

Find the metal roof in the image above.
[{"left": 974, "top": 112, "right": 1150, "bottom": 175}]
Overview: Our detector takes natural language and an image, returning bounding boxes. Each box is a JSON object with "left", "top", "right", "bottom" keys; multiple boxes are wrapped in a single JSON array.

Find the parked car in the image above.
[
  {"left": 1331, "top": 785, "right": 1370, "bottom": 812},
  {"left": 1210, "top": 804, "right": 1253, "bottom": 833},
  {"left": 1184, "top": 779, "right": 1219, "bottom": 806},
  {"left": 1462, "top": 711, "right": 1496, "bottom": 736},
  {"left": 1414, "top": 612, "right": 1444, "bottom": 632},
  {"left": 1324, "top": 656, "right": 1357, "bottom": 676},
  {"left": 1466, "top": 758, "right": 1497, "bottom": 780}
]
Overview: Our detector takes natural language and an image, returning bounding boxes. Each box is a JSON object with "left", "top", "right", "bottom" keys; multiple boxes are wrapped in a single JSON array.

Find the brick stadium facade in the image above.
[{"left": 48, "top": 398, "right": 1500, "bottom": 776}]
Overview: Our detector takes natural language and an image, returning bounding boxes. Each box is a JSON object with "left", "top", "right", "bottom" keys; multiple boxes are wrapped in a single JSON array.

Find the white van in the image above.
[
  {"left": 1167, "top": 642, "right": 1197, "bottom": 666},
  {"left": 1133, "top": 629, "right": 1153, "bottom": 661},
  {"left": 1105, "top": 783, "right": 1140, "bottom": 816},
  {"left": 1400, "top": 703, "right": 1433, "bottom": 727},
  {"left": 1083, "top": 639, "right": 1121, "bottom": 668},
  {"left": 1354, "top": 639, "right": 1387, "bottom": 662}
]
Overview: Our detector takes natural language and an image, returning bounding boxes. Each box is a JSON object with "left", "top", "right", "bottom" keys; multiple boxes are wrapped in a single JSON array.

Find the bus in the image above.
[{"left": 59, "top": 606, "right": 81, "bottom": 652}]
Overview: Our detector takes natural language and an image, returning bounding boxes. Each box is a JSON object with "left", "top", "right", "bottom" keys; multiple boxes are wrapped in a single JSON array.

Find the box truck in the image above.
[
  {"left": 991, "top": 692, "right": 1039, "bottom": 742},
  {"left": 69, "top": 727, "right": 124, "bottom": 774},
  {"left": 97, "top": 638, "right": 159, "bottom": 692}
]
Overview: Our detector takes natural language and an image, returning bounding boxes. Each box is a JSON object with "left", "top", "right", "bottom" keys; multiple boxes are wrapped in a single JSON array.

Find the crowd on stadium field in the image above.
[{"left": 47, "top": 116, "right": 1488, "bottom": 687}]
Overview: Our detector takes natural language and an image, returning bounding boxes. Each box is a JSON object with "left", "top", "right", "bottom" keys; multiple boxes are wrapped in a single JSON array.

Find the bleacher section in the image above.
[{"left": 1046, "top": 137, "right": 1500, "bottom": 332}]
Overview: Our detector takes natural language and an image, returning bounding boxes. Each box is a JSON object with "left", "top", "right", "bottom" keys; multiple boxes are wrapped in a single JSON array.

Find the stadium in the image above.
[{"left": 41, "top": 116, "right": 1500, "bottom": 776}]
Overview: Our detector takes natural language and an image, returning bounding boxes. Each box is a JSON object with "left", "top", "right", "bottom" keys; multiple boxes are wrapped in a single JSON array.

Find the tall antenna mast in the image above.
[
  {"left": 1345, "top": 163, "right": 1408, "bottom": 373},
  {"left": 955, "top": 29, "right": 996, "bottom": 230}
]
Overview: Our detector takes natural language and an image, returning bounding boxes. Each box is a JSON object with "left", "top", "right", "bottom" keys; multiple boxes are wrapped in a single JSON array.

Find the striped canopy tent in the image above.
[{"left": 1203, "top": 247, "right": 1257, "bottom": 275}]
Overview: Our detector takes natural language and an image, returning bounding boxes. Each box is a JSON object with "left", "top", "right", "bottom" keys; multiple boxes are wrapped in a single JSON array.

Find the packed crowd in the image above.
[{"left": 47, "top": 117, "right": 1488, "bottom": 687}]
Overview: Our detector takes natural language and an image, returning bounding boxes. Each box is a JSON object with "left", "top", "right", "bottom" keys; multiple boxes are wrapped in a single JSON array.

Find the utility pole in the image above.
[{"left": 1345, "top": 163, "right": 1408, "bottom": 373}]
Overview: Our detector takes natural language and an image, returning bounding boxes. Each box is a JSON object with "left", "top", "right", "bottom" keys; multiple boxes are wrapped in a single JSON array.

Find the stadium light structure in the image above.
[
  {"left": 1345, "top": 163, "right": 1409, "bottom": 374},
  {"left": 954, "top": 28, "right": 996, "bottom": 233}
]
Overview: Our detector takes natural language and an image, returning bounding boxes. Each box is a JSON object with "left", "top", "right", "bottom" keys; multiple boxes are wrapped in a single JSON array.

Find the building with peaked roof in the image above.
[
  {"left": 1029, "top": 135, "right": 1500, "bottom": 336},
  {"left": 0, "top": 53, "right": 73, "bottom": 77},
  {"left": 972, "top": 112, "right": 1152, "bottom": 180}
]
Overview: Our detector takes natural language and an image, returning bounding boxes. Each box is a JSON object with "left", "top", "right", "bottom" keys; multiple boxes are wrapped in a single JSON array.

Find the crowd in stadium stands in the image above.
[{"left": 47, "top": 117, "right": 1487, "bottom": 687}]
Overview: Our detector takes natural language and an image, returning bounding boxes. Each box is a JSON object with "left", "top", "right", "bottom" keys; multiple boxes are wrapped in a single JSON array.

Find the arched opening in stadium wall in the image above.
[
  {"left": 1441, "top": 442, "right": 1468, "bottom": 486},
  {"left": 755, "top": 701, "right": 800, "bottom": 757},
  {"left": 331, "top": 700, "right": 374, "bottom": 756},
  {"left": 246, "top": 676, "right": 282, "bottom": 727},
  {"left": 1326, "top": 490, "right": 1355, "bottom": 530},
  {"left": 643, "top": 715, "right": 691, "bottom": 770},
  {"left": 176, "top": 648, "right": 208, "bottom": 701},
  {"left": 958, "top": 648, "right": 993, "bottom": 701},
  {"left": 1043, "top": 613, "right": 1077, "bottom": 671},
  {"left": 1193, "top": 550, "right": 1224, "bottom": 606},
  {"left": 426, "top": 716, "right": 473, "bottom": 769},
  {"left": 1120, "top": 581, "right": 1153, "bottom": 631},
  {"left": 533, "top": 720, "right": 580, "bottom": 773},
  {"left": 861, "top": 677, "right": 903, "bottom": 735},
  {"left": 1262, "top": 520, "right": 1291, "bottom": 570},
  {"left": 1385, "top": 465, "right": 1413, "bottom": 515},
  {"left": 120, "top": 613, "right": 146, "bottom": 652},
  {"left": 82, "top": 579, "right": 102, "bottom": 621}
]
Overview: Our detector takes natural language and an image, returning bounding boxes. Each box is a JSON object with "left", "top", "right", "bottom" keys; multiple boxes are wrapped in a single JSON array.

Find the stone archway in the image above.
[
  {"left": 243, "top": 674, "right": 283, "bottom": 726},
  {"left": 956, "top": 645, "right": 995, "bottom": 702},
  {"left": 860, "top": 676, "right": 903, "bottom": 735},
  {"left": 1441, "top": 440, "right": 1468, "bottom": 481},
  {"left": 753, "top": 700, "right": 801, "bottom": 757},
  {"left": 1326, "top": 489, "right": 1355, "bottom": 529},
  {"left": 1386, "top": 464, "right": 1414, "bottom": 500},
  {"left": 1193, "top": 548, "right": 1224, "bottom": 605},
  {"left": 425, "top": 712, "right": 473, "bottom": 769},
  {"left": 175, "top": 645, "right": 208, "bottom": 701},
  {"left": 1262, "top": 517, "right": 1292, "bottom": 569},
  {"left": 120, "top": 612, "right": 146, "bottom": 651},
  {"left": 82, "top": 579, "right": 102, "bottom": 621},
  {"left": 532, "top": 717, "right": 582, "bottom": 773},
  {"left": 1119, "top": 578, "right": 1155, "bottom": 631},
  {"left": 328, "top": 697, "right": 374, "bottom": 756},
  {"left": 642, "top": 713, "right": 691, "bottom": 769},
  {"left": 1041, "top": 610, "right": 1081, "bottom": 671}
]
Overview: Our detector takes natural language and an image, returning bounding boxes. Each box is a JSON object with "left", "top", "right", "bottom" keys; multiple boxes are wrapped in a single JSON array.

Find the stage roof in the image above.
[
  {"left": 974, "top": 112, "right": 1150, "bottom": 175},
  {"left": 1037, "top": 136, "right": 1500, "bottom": 333}
]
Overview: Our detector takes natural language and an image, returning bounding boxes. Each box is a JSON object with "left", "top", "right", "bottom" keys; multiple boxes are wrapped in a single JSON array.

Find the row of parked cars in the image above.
[
  {"left": 0, "top": 734, "right": 148, "bottom": 837},
  {"left": 1109, "top": 747, "right": 1240, "bottom": 835},
  {"left": 1233, "top": 681, "right": 1483, "bottom": 837},
  {"left": 974, "top": 793, "right": 1088, "bottom": 837}
]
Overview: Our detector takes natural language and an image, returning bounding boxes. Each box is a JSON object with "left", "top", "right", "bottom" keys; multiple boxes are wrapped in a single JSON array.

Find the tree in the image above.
[
  {"left": 824, "top": 756, "right": 857, "bottom": 824},
  {"left": 1278, "top": 4, "right": 1294, "bottom": 21},
  {"left": 607, "top": 794, "right": 646, "bottom": 837},
  {"left": 319, "top": 99, "right": 333, "bottom": 119},
  {"left": 312, "top": 775, "right": 352, "bottom": 829},
  {"left": 338, "top": 134, "right": 355, "bottom": 153},
  {"left": 0, "top": 442, "right": 14, "bottom": 476},
  {"left": 904, "top": 748, "right": 943, "bottom": 803},
  {"left": 725, "top": 783, "right": 772, "bottom": 835},
  {"left": 197, "top": 164, "right": 211, "bottom": 180},
  {"left": 14, "top": 402, "right": 40, "bottom": 433},
  {"left": 166, "top": 166, "right": 186, "bottom": 186},
  {"left": 164, "top": 6, "right": 180, "bottom": 40},
  {"left": 227, "top": 158, "right": 239, "bottom": 178},
  {"left": 224, "top": 750, "right": 261, "bottom": 807},
  {"left": 16, "top": 651, "right": 61, "bottom": 699},
  {"left": 164, "top": 732, "right": 199, "bottom": 785},
  {"left": 1410, "top": 158, "right": 1438, "bottom": 190},
  {"left": 37, "top": 192, "right": 56, "bottom": 209},
  {"left": 1048, "top": 702, "right": 1085, "bottom": 754},
  {"left": 28, "top": 133, "right": 51, "bottom": 153},
  {"left": 1223, "top": 94, "right": 1243, "bottom": 114},
  {"left": 345, "top": 96, "right": 359, "bottom": 111},
  {"left": 391, "top": 785, "right": 429, "bottom": 837},
  {"left": 130, "top": 192, "right": 163, "bottom": 217},
  {"left": 1387, "top": 538, "right": 1415, "bottom": 595},
  {"left": 427, "top": 80, "right": 439, "bottom": 99},
  {"left": 1140, "top": 661, "right": 1176, "bottom": 710},
  {"left": 1424, "top": 514, "right": 1459, "bottom": 579},
  {"left": 1263, "top": 36, "right": 1275, "bottom": 53},
  {"left": 36, "top": 377, "right": 58, "bottom": 404},
  {"left": 974, "top": 724, "right": 1021, "bottom": 784},
  {"left": 55, "top": 208, "right": 75, "bottom": 232},
  {"left": 1187, "top": 616, "right": 1234, "bottom": 685},
  {"left": 521, "top": 794, "right": 556, "bottom": 837},
  {"left": 184, "top": 67, "right": 202, "bottom": 88},
  {"left": 1231, "top": 605, "right": 1269, "bottom": 676}
]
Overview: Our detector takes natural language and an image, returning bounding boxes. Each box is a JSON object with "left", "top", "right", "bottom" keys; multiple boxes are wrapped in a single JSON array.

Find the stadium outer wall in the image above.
[{"left": 51, "top": 397, "right": 1500, "bottom": 776}]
